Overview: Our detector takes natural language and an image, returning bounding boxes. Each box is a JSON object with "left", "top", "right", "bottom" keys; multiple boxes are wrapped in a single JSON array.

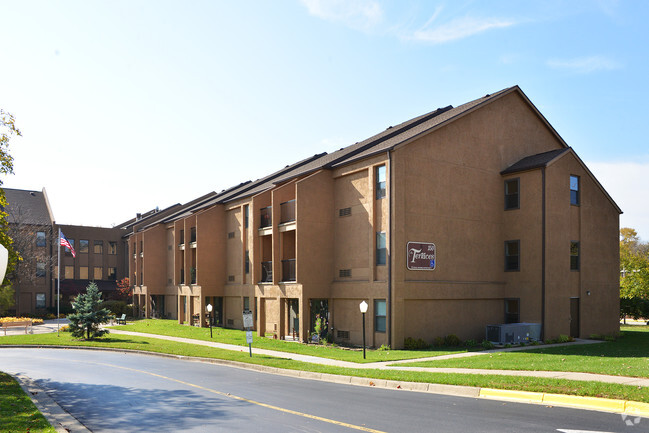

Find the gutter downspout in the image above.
[
  {"left": 541, "top": 167, "right": 546, "bottom": 341},
  {"left": 387, "top": 151, "right": 393, "bottom": 347}
]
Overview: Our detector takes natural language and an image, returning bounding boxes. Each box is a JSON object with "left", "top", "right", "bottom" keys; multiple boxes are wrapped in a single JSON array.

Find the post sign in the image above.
[
  {"left": 246, "top": 330, "right": 253, "bottom": 344},
  {"left": 407, "top": 242, "right": 436, "bottom": 270},
  {"left": 242, "top": 310, "right": 254, "bottom": 329}
]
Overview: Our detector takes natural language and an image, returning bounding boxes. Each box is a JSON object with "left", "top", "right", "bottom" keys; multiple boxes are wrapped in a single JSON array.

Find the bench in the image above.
[
  {"left": 2, "top": 320, "right": 33, "bottom": 335},
  {"left": 116, "top": 314, "right": 127, "bottom": 325}
]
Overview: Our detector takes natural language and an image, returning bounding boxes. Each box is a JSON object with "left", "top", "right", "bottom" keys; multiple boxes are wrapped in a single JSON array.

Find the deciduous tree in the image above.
[{"left": 620, "top": 228, "right": 649, "bottom": 321}]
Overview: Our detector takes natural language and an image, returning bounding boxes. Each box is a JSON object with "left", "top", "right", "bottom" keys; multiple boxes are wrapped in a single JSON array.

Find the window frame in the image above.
[
  {"left": 375, "top": 165, "right": 386, "bottom": 199},
  {"left": 570, "top": 241, "right": 580, "bottom": 271},
  {"left": 79, "top": 239, "right": 89, "bottom": 254},
  {"left": 504, "top": 240, "right": 520, "bottom": 272},
  {"left": 94, "top": 240, "right": 103, "bottom": 254},
  {"left": 36, "top": 231, "right": 46, "bottom": 247},
  {"left": 36, "top": 262, "right": 46, "bottom": 278},
  {"left": 570, "top": 175, "right": 580, "bottom": 206},
  {"left": 109, "top": 241, "right": 117, "bottom": 255},
  {"left": 376, "top": 231, "right": 387, "bottom": 266},
  {"left": 504, "top": 178, "right": 520, "bottom": 210},
  {"left": 35, "top": 293, "right": 46, "bottom": 309},
  {"left": 374, "top": 299, "right": 386, "bottom": 333}
]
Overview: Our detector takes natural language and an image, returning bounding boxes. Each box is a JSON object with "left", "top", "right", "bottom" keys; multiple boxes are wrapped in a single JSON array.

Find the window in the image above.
[
  {"left": 339, "top": 207, "right": 352, "bottom": 217},
  {"left": 179, "top": 229, "right": 185, "bottom": 245},
  {"left": 65, "top": 239, "right": 75, "bottom": 255},
  {"left": 109, "top": 241, "right": 117, "bottom": 255},
  {"left": 228, "top": 232, "right": 235, "bottom": 239},
  {"left": 375, "top": 165, "right": 386, "bottom": 199},
  {"left": 245, "top": 251, "right": 250, "bottom": 274},
  {"left": 190, "top": 227, "right": 197, "bottom": 243},
  {"left": 505, "top": 240, "right": 520, "bottom": 271},
  {"left": 504, "top": 178, "right": 519, "bottom": 210},
  {"left": 36, "top": 293, "right": 46, "bottom": 309},
  {"left": 94, "top": 240, "right": 103, "bottom": 254},
  {"left": 376, "top": 232, "right": 387, "bottom": 266},
  {"left": 36, "top": 231, "right": 46, "bottom": 247},
  {"left": 570, "top": 241, "right": 580, "bottom": 271},
  {"left": 228, "top": 275, "right": 235, "bottom": 282},
  {"left": 570, "top": 175, "right": 580, "bottom": 205},
  {"left": 243, "top": 297, "right": 250, "bottom": 312},
  {"left": 36, "top": 262, "right": 46, "bottom": 278},
  {"left": 64, "top": 266, "right": 74, "bottom": 279},
  {"left": 505, "top": 298, "right": 520, "bottom": 323},
  {"left": 374, "top": 299, "right": 386, "bottom": 332},
  {"left": 244, "top": 205, "right": 249, "bottom": 229},
  {"left": 94, "top": 267, "right": 102, "bottom": 280},
  {"left": 79, "top": 239, "right": 89, "bottom": 254},
  {"left": 107, "top": 267, "right": 117, "bottom": 280},
  {"left": 80, "top": 267, "right": 89, "bottom": 279},
  {"left": 339, "top": 269, "right": 352, "bottom": 278}
]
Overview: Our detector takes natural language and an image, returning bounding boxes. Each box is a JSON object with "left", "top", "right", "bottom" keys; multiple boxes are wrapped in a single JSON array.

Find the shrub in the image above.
[
  {"left": 481, "top": 340, "right": 495, "bottom": 350},
  {"left": 378, "top": 344, "right": 391, "bottom": 351},
  {"left": 432, "top": 337, "right": 445, "bottom": 347},
  {"left": 100, "top": 300, "right": 130, "bottom": 317},
  {"left": 464, "top": 339, "right": 477, "bottom": 348},
  {"left": 557, "top": 334, "right": 572, "bottom": 343},
  {"left": 404, "top": 337, "right": 429, "bottom": 350},
  {"left": 444, "top": 334, "right": 461, "bottom": 347}
]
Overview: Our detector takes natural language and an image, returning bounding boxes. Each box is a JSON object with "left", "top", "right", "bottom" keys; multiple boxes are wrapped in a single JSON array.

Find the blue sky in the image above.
[{"left": 1, "top": 1, "right": 648, "bottom": 239}]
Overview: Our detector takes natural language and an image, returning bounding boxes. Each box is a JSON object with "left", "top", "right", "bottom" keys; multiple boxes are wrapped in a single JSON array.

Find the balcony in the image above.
[
  {"left": 282, "top": 259, "right": 296, "bottom": 282},
  {"left": 261, "top": 261, "right": 272, "bottom": 283},
  {"left": 259, "top": 207, "right": 272, "bottom": 229},
  {"left": 280, "top": 200, "right": 296, "bottom": 224}
]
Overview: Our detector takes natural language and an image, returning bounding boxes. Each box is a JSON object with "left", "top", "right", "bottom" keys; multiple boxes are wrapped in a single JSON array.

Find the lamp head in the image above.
[
  {"left": 359, "top": 300, "right": 368, "bottom": 313},
  {"left": 206, "top": 303, "right": 213, "bottom": 313}
]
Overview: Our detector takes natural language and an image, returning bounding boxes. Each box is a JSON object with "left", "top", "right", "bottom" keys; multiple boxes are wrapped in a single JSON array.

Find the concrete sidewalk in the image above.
[
  {"left": 1, "top": 318, "right": 70, "bottom": 336},
  {"left": 107, "top": 328, "right": 648, "bottom": 387}
]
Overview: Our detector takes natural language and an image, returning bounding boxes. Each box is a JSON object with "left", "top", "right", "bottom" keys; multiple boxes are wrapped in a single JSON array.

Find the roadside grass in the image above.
[
  {"left": 400, "top": 326, "right": 649, "bottom": 377},
  {"left": 109, "top": 319, "right": 469, "bottom": 362},
  {"left": 0, "top": 371, "right": 56, "bottom": 433},
  {"left": 2, "top": 330, "right": 649, "bottom": 403}
]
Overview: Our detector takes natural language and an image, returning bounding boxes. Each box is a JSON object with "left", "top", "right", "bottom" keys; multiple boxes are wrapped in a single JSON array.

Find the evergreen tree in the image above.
[{"left": 68, "top": 282, "right": 111, "bottom": 340}]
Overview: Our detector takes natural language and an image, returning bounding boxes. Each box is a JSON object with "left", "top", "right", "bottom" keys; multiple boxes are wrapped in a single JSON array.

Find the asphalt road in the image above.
[{"left": 0, "top": 348, "right": 641, "bottom": 432}]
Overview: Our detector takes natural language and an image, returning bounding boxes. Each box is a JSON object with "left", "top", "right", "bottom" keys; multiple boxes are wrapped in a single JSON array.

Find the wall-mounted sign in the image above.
[{"left": 407, "top": 242, "right": 436, "bottom": 270}]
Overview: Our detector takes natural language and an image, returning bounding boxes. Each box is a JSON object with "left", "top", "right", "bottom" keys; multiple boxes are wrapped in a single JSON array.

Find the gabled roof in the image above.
[{"left": 3, "top": 188, "right": 54, "bottom": 225}]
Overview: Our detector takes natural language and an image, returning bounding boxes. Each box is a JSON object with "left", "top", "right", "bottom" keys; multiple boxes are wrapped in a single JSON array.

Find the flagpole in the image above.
[{"left": 57, "top": 227, "right": 60, "bottom": 336}]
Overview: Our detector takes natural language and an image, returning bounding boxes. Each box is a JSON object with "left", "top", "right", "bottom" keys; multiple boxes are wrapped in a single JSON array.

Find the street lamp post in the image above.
[
  {"left": 359, "top": 300, "right": 368, "bottom": 359},
  {"left": 206, "top": 303, "right": 213, "bottom": 338}
]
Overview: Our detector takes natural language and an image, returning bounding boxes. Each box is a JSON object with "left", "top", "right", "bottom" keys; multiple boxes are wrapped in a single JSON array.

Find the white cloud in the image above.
[
  {"left": 300, "top": 0, "right": 383, "bottom": 31},
  {"left": 410, "top": 13, "right": 516, "bottom": 44},
  {"left": 547, "top": 55, "right": 622, "bottom": 73},
  {"left": 588, "top": 161, "right": 649, "bottom": 241}
]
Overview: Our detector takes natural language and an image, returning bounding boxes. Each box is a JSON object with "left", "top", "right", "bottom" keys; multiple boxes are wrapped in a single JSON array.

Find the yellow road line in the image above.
[{"left": 90, "top": 360, "right": 387, "bottom": 433}]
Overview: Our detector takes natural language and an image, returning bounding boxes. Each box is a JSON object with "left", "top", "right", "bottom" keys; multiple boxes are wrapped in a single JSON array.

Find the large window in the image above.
[
  {"left": 109, "top": 241, "right": 117, "bottom": 255},
  {"left": 94, "top": 267, "right": 102, "bottom": 280},
  {"left": 505, "top": 240, "right": 520, "bottom": 271},
  {"left": 107, "top": 267, "right": 117, "bottom": 280},
  {"left": 64, "top": 266, "right": 74, "bottom": 279},
  {"left": 65, "top": 239, "right": 75, "bottom": 255},
  {"left": 375, "top": 165, "right": 386, "bottom": 199},
  {"left": 245, "top": 250, "right": 250, "bottom": 274},
  {"left": 36, "top": 293, "right": 46, "bottom": 309},
  {"left": 570, "top": 241, "right": 580, "bottom": 271},
  {"left": 79, "top": 239, "right": 89, "bottom": 254},
  {"left": 504, "top": 178, "right": 519, "bottom": 210},
  {"left": 376, "top": 232, "right": 387, "bottom": 266},
  {"left": 36, "top": 231, "right": 46, "bottom": 247},
  {"left": 36, "top": 262, "right": 46, "bottom": 278},
  {"left": 80, "top": 266, "right": 89, "bottom": 279},
  {"left": 94, "top": 240, "right": 103, "bottom": 254},
  {"left": 374, "top": 299, "right": 386, "bottom": 333},
  {"left": 505, "top": 298, "right": 520, "bottom": 323},
  {"left": 570, "top": 175, "right": 580, "bottom": 205}
]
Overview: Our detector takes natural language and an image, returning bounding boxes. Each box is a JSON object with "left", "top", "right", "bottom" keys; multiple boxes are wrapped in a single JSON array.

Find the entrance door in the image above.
[
  {"left": 570, "top": 297, "right": 580, "bottom": 338},
  {"left": 288, "top": 299, "right": 299, "bottom": 338}
]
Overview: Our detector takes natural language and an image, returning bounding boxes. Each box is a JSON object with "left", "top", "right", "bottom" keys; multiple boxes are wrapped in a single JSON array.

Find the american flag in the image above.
[{"left": 60, "top": 232, "right": 76, "bottom": 258}]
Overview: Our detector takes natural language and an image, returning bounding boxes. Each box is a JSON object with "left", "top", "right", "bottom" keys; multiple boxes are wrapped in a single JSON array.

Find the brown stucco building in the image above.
[{"left": 126, "top": 86, "right": 620, "bottom": 348}]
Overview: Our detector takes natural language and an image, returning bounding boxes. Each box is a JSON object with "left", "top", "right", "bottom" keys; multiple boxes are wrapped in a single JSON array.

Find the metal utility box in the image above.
[{"left": 485, "top": 323, "right": 542, "bottom": 345}]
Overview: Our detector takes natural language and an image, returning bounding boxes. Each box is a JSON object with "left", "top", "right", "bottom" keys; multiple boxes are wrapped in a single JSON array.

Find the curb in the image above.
[{"left": 480, "top": 388, "right": 649, "bottom": 417}]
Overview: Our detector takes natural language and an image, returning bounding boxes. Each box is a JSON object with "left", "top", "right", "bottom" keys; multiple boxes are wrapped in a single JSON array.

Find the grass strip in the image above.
[
  {"left": 108, "top": 319, "right": 468, "bottom": 363},
  {"left": 2, "top": 331, "right": 649, "bottom": 403},
  {"left": 0, "top": 371, "right": 56, "bottom": 433},
  {"left": 401, "top": 326, "right": 649, "bottom": 378}
]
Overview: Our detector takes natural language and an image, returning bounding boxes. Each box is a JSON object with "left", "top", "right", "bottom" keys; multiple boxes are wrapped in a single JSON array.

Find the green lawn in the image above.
[
  {"left": 1, "top": 331, "right": 649, "bottom": 403},
  {"left": 110, "top": 319, "right": 469, "bottom": 363},
  {"left": 0, "top": 371, "right": 56, "bottom": 433},
  {"left": 399, "top": 326, "right": 649, "bottom": 377}
]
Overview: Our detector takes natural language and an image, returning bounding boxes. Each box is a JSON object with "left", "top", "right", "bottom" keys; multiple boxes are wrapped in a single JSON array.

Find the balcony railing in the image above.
[
  {"left": 260, "top": 207, "right": 272, "bottom": 229},
  {"left": 280, "top": 200, "right": 296, "bottom": 224},
  {"left": 261, "top": 261, "right": 272, "bottom": 283},
  {"left": 282, "top": 259, "right": 296, "bottom": 282}
]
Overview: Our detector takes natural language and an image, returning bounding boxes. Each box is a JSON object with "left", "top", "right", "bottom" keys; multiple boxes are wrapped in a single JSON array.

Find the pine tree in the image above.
[{"left": 68, "top": 282, "right": 111, "bottom": 340}]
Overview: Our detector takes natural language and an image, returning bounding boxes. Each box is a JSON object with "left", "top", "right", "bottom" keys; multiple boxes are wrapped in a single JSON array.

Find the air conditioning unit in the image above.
[{"left": 485, "top": 323, "right": 541, "bottom": 345}]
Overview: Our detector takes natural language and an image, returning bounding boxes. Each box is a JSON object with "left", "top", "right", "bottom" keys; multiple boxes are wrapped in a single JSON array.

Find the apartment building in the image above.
[{"left": 126, "top": 86, "right": 621, "bottom": 348}]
